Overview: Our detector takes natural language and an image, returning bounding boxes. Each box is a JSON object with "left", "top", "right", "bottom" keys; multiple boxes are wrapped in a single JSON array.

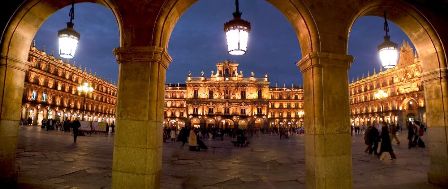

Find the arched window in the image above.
[{"left": 31, "top": 91, "right": 37, "bottom": 100}]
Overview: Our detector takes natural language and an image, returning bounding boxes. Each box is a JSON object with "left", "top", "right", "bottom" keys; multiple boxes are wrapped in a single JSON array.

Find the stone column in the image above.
[
  {"left": 112, "top": 46, "right": 171, "bottom": 188},
  {"left": 0, "top": 55, "right": 28, "bottom": 185},
  {"left": 297, "top": 52, "right": 353, "bottom": 189},
  {"left": 423, "top": 68, "right": 448, "bottom": 186}
]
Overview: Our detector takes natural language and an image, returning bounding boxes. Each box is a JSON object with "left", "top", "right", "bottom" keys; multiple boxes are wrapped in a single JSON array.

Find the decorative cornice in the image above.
[
  {"left": 0, "top": 55, "right": 29, "bottom": 72},
  {"left": 296, "top": 52, "right": 353, "bottom": 73},
  {"left": 113, "top": 46, "right": 172, "bottom": 69},
  {"left": 421, "top": 68, "right": 448, "bottom": 83}
]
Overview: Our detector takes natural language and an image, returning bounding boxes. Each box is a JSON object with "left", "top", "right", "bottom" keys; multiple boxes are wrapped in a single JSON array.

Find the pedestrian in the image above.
[
  {"left": 170, "top": 127, "right": 176, "bottom": 142},
  {"left": 72, "top": 119, "right": 81, "bottom": 143},
  {"left": 364, "top": 125, "right": 372, "bottom": 153},
  {"left": 414, "top": 121, "right": 426, "bottom": 148},
  {"left": 188, "top": 128, "right": 198, "bottom": 151},
  {"left": 390, "top": 123, "right": 400, "bottom": 145},
  {"left": 178, "top": 127, "right": 188, "bottom": 147},
  {"left": 63, "top": 118, "right": 70, "bottom": 132},
  {"left": 111, "top": 122, "right": 115, "bottom": 133},
  {"left": 368, "top": 124, "right": 380, "bottom": 155},
  {"left": 407, "top": 121, "right": 416, "bottom": 149},
  {"left": 378, "top": 123, "right": 397, "bottom": 160}
]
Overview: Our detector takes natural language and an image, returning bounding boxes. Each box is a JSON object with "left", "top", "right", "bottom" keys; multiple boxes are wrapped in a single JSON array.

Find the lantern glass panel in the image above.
[
  {"left": 378, "top": 46, "right": 398, "bottom": 69},
  {"left": 58, "top": 33, "right": 79, "bottom": 59}
]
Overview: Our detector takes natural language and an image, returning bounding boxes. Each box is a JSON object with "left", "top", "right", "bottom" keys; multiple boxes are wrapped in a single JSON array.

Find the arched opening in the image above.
[
  {"left": 348, "top": 0, "right": 447, "bottom": 186},
  {"left": 0, "top": 0, "right": 121, "bottom": 186},
  {"left": 154, "top": 0, "right": 321, "bottom": 188}
]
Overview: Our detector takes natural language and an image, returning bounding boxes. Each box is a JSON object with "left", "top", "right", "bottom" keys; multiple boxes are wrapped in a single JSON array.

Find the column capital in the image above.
[
  {"left": 296, "top": 52, "right": 353, "bottom": 73},
  {"left": 0, "top": 55, "right": 29, "bottom": 72},
  {"left": 113, "top": 46, "right": 172, "bottom": 69},
  {"left": 422, "top": 67, "right": 448, "bottom": 83}
]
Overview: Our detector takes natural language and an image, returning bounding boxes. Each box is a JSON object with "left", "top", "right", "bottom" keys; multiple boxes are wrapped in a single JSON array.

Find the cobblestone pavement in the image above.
[{"left": 15, "top": 126, "right": 441, "bottom": 189}]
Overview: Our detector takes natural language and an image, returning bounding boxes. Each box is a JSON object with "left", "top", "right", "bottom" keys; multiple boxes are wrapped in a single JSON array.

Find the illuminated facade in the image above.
[
  {"left": 22, "top": 46, "right": 117, "bottom": 125},
  {"left": 163, "top": 60, "right": 304, "bottom": 129},
  {"left": 349, "top": 42, "right": 425, "bottom": 127}
]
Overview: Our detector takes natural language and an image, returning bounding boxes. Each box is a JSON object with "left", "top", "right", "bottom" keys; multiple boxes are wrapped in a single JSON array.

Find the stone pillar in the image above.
[
  {"left": 112, "top": 46, "right": 171, "bottom": 188},
  {"left": 297, "top": 52, "right": 353, "bottom": 189},
  {"left": 0, "top": 55, "right": 27, "bottom": 185},
  {"left": 423, "top": 69, "right": 448, "bottom": 186}
]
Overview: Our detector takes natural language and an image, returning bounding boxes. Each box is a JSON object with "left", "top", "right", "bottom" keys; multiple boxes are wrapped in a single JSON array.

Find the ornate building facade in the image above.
[
  {"left": 163, "top": 60, "right": 304, "bottom": 129},
  {"left": 349, "top": 42, "right": 425, "bottom": 127},
  {"left": 22, "top": 46, "right": 117, "bottom": 125}
]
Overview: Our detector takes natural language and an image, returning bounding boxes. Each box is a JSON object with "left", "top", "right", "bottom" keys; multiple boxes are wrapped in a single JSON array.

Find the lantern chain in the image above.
[{"left": 383, "top": 11, "right": 390, "bottom": 38}]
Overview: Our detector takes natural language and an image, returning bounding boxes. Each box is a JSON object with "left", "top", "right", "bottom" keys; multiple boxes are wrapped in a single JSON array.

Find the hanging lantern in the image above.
[
  {"left": 377, "top": 12, "right": 398, "bottom": 69},
  {"left": 224, "top": 0, "right": 251, "bottom": 55},
  {"left": 58, "top": 3, "right": 80, "bottom": 59}
]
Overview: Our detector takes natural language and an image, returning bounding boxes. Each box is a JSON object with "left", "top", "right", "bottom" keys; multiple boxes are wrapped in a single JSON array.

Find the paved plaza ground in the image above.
[{"left": 15, "top": 126, "right": 441, "bottom": 189}]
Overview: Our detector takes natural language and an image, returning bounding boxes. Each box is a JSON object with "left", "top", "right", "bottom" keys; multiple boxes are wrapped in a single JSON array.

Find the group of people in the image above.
[
  {"left": 364, "top": 120, "right": 426, "bottom": 160},
  {"left": 407, "top": 120, "right": 426, "bottom": 148},
  {"left": 364, "top": 122, "right": 399, "bottom": 160},
  {"left": 163, "top": 125, "right": 255, "bottom": 151},
  {"left": 176, "top": 127, "right": 208, "bottom": 151}
]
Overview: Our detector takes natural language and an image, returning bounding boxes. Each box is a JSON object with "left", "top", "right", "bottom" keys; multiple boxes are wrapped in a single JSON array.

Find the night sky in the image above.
[{"left": 34, "top": 2, "right": 412, "bottom": 86}]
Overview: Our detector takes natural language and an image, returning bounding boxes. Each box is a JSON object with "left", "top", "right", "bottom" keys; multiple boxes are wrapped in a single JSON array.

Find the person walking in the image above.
[
  {"left": 364, "top": 125, "right": 372, "bottom": 153},
  {"left": 378, "top": 123, "right": 397, "bottom": 160},
  {"left": 178, "top": 127, "right": 188, "bottom": 147},
  {"left": 170, "top": 127, "right": 177, "bottom": 142},
  {"left": 368, "top": 124, "right": 380, "bottom": 155},
  {"left": 188, "top": 128, "right": 198, "bottom": 151},
  {"left": 407, "top": 121, "right": 416, "bottom": 149},
  {"left": 390, "top": 123, "right": 400, "bottom": 145},
  {"left": 72, "top": 119, "right": 81, "bottom": 143}
]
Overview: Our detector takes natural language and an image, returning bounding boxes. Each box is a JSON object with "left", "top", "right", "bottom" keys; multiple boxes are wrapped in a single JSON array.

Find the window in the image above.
[
  {"left": 31, "top": 91, "right": 37, "bottom": 100},
  {"left": 193, "top": 108, "right": 198, "bottom": 115},
  {"left": 287, "top": 112, "right": 291, "bottom": 118},
  {"left": 280, "top": 103, "right": 283, "bottom": 108},
  {"left": 279, "top": 94, "right": 283, "bottom": 99},
  {"left": 270, "top": 112, "right": 274, "bottom": 118},
  {"left": 180, "top": 112, "right": 184, "bottom": 117},
  {"left": 208, "top": 108, "right": 214, "bottom": 114},
  {"left": 193, "top": 89, "right": 199, "bottom": 99},
  {"left": 224, "top": 90, "right": 230, "bottom": 99},
  {"left": 224, "top": 107, "right": 230, "bottom": 114},
  {"left": 209, "top": 90, "right": 213, "bottom": 99},
  {"left": 241, "top": 91, "right": 246, "bottom": 99},
  {"left": 287, "top": 103, "right": 291, "bottom": 108},
  {"left": 42, "top": 92, "right": 47, "bottom": 102},
  {"left": 295, "top": 94, "right": 298, "bottom": 100},
  {"left": 258, "top": 90, "right": 262, "bottom": 99},
  {"left": 257, "top": 107, "right": 262, "bottom": 115},
  {"left": 240, "top": 109, "right": 246, "bottom": 115},
  {"left": 295, "top": 103, "right": 299, "bottom": 108}
]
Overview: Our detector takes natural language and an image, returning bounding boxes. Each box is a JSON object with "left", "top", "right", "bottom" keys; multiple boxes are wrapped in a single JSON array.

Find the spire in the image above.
[
  {"left": 283, "top": 82, "right": 286, "bottom": 88},
  {"left": 367, "top": 70, "right": 370, "bottom": 77},
  {"left": 373, "top": 67, "right": 376, "bottom": 75},
  {"left": 380, "top": 66, "right": 383, "bottom": 72},
  {"left": 275, "top": 82, "right": 278, "bottom": 88}
]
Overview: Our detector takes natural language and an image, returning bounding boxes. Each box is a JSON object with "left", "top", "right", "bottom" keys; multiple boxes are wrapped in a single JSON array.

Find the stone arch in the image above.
[
  {"left": 349, "top": 0, "right": 448, "bottom": 185},
  {"left": 349, "top": 0, "right": 446, "bottom": 72},
  {"left": 0, "top": 1, "right": 122, "bottom": 184},
  {"left": 1, "top": 0, "right": 122, "bottom": 64},
  {"left": 153, "top": 0, "right": 319, "bottom": 56},
  {"left": 401, "top": 97, "right": 418, "bottom": 110}
]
